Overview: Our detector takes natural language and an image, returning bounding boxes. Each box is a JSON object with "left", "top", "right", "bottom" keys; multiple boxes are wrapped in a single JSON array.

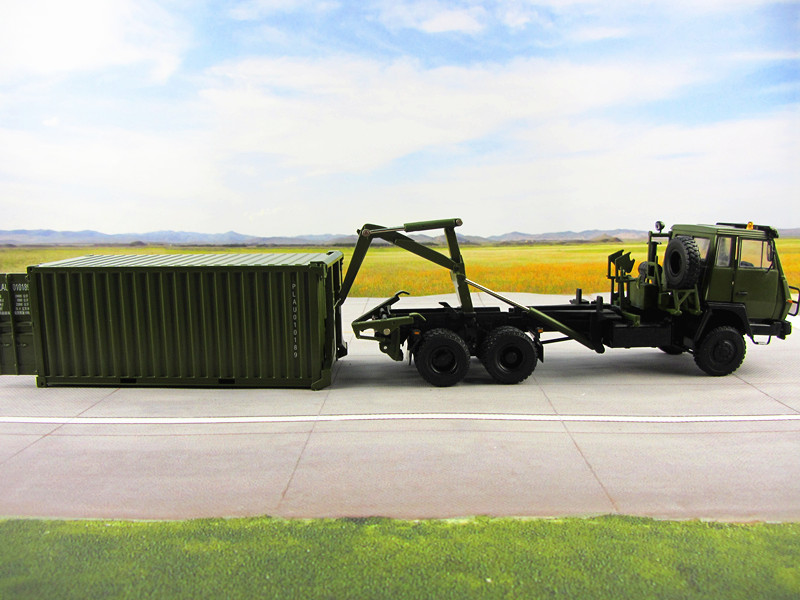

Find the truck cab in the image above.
[
  {"left": 668, "top": 223, "right": 794, "bottom": 325},
  {"left": 617, "top": 221, "right": 797, "bottom": 375}
]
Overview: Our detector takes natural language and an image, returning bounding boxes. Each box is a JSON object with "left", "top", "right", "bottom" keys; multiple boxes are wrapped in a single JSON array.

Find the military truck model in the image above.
[
  {"left": 1, "top": 218, "right": 797, "bottom": 389},
  {"left": 343, "top": 219, "right": 798, "bottom": 386}
]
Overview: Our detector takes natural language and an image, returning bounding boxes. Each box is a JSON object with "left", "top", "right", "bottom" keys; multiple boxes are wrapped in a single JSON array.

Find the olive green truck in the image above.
[{"left": 1, "top": 219, "right": 797, "bottom": 389}]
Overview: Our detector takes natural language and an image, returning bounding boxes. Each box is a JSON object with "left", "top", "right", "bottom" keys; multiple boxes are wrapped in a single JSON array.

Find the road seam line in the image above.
[
  {"left": 276, "top": 389, "right": 331, "bottom": 510},
  {"left": 537, "top": 384, "right": 620, "bottom": 513},
  {"left": 3, "top": 414, "right": 799, "bottom": 425}
]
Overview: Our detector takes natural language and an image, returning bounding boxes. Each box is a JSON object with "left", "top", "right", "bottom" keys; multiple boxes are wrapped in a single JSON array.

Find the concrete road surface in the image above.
[{"left": 1, "top": 293, "right": 798, "bottom": 521}]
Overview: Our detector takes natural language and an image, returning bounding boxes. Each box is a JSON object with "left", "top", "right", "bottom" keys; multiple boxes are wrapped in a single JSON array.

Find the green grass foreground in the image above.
[{"left": 1, "top": 516, "right": 798, "bottom": 599}]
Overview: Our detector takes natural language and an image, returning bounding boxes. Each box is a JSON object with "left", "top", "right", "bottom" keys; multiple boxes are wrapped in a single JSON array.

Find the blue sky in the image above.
[{"left": 1, "top": 0, "right": 798, "bottom": 236}]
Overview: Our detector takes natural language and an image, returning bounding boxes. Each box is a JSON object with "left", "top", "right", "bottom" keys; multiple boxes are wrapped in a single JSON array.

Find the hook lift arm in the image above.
[{"left": 335, "top": 218, "right": 475, "bottom": 313}]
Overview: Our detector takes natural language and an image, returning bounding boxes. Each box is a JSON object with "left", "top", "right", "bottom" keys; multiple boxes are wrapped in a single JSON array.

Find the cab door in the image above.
[
  {"left": 705, "top": 236, "right": 735, "bottom": 303},
  {"left": 732, "top": 239, "right": 781, "bottom": 319}
]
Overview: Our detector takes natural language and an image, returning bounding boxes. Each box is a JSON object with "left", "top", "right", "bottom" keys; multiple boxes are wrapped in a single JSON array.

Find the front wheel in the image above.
[
  {"left": 480, "top": 326, "right": 538, "bottom": 384},
  {"left": 414, "top": 328, "right": 470, "bottom": 387},
  {"left": 694, "top": 326, "right": 746, "bottom": 376}
]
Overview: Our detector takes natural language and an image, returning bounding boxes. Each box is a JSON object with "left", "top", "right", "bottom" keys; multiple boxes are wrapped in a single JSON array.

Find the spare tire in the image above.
[{"left": 664, "top": 236, "right": 702, "bottom": 289}]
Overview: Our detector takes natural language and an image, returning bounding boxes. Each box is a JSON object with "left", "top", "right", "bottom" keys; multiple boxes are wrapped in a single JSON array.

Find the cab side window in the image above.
[
  {"left": 693, "top": 237, "right": 711, "bottom": 260},
  {"left": 739, "top": 240, "right": 771, "bottom": 269},
  {"left": 715, "top": 236, "right": 734, "bottom": 267}
]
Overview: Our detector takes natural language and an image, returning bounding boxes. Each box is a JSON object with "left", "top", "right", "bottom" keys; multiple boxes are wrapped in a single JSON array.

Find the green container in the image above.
[{"left": 12, "top": 252, "right": 345, "bottom": 390}]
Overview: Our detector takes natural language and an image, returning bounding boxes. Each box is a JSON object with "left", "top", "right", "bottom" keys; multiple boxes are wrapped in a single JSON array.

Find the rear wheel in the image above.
[
  {"left": 480, "top": 326, "right": 538, "bottom": 384},
  {"left": 414, "top": 328, "right": 470, "bottom": 387},
  {"left": 694, "top": 326, "right": 746, "bottom": 376}
]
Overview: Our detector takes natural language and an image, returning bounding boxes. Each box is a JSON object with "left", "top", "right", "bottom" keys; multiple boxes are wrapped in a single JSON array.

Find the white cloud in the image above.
[
  {"left": 373, "top": 0, "right": 798, "bottom": 45},
  {"left": 648, "top": 0, "right": 796, "bottom": 13},
  {"left": 0, "top": 51, "right": 711, "bottom": 234},
  {"left": 729, "top": 51, "right": 800, "bottom": 63},
  {"left": 373, "top": 107, "right": 800, "bottom": 235},
  {"left": 418, "top": 8, "right": 487, "bottom": 33},
  {"left": 229, "top": 0, "right": 340, "bottom": 20},
  {"left": 569, "top": 26, "right": 630, "bottom": 43},
  {"left": 200, "top": 55, "right": 700, "bottom": 175},
  {"left": 507, "top": 0, "right": 790, "bottom": 13},
  {"left": 496, "top": 2, "right": 534, "bottom": 29},
  {"left": 0, "top": 1, "right": 796, "bottom": 236},
  {"left": 377, "top": 1, "right": 488, "bottom": 34},
  {"left": 0, "top": 124, "right": 230, "bottom": 232},
  {"left": 2, "top": 105, "right": 796, "bottom": 235},
  {"left": 0, "top": 0, "right": 187, "bottom": 82}
]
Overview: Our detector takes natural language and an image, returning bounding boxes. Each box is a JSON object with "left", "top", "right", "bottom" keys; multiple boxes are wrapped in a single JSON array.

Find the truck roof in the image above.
[{"left": 672, "top": 222, "right": 778, "bottom": 239}]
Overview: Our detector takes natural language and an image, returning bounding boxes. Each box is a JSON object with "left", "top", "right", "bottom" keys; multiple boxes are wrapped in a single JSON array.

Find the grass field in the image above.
[
  {"left": 2, "top": 238, "right": 798, "bottom": 298},
  {"left": 1, "top": 515, "right": 798, "bottom": 600}
]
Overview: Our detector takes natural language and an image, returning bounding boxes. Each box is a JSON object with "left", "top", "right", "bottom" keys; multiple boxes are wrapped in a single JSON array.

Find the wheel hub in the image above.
[
  {"left": 431, "top": 348, "right": 457, "bottom": 373},
  {"left": 712, "top": 340, "right": 735, "bottom": 364},
  {"left": 500, "top": 346, "right": 523, "bottom": 370}
]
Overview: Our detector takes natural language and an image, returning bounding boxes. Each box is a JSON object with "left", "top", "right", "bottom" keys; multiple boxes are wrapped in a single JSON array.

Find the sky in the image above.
[{"left": 0, "top": 0, "right": 798, "bottom": 237}]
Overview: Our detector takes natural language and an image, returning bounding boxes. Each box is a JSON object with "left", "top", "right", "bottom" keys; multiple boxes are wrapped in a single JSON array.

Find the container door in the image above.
[{"left": 0, "top": 274, "right": 37, "bottom": 375}]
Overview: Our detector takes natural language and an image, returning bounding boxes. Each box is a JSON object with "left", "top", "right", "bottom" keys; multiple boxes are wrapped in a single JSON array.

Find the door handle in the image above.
[{"left": 735, "top": 291, "right": 748, "bottom": 296}]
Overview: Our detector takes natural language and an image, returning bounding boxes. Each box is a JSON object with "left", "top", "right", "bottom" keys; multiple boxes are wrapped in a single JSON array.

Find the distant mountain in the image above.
[
  {"left": 0, "top": 229, "right": 345, "bottom": 246},
  {"left": 488, "top": 229, "right": 647, "bottom": 243},
  {"left": 1, "top": 226, "right": 797, "bottom": 246}
]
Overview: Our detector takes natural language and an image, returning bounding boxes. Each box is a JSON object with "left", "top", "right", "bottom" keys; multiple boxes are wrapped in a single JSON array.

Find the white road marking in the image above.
[{"left": 1, "top": 413, "right": 799, "bottom": 425}]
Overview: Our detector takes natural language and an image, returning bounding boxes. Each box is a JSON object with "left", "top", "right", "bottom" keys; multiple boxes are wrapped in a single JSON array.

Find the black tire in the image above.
[
  {"left": 658, "top": 345, "right": 684, "bottom": 355},
  {"left": 638, "top": 261, "right": 662, "bottom": 282},
  {"left": 414, "top": 328, "right": 470, "bottom": 387},
  {"left": 480, "top": 326, "right": 538, "bottom": 384},
  {"left": 638, "top": 261, "right": 649, "bottom": 281},
  {"left": 664, "top": 236, "right": 702, "bottom": 289},
  {"left": 694, "top": 326, "right": 746, "bottom": 376}
]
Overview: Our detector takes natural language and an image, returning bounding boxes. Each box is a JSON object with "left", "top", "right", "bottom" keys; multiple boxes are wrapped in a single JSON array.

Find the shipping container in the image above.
[{"left": 0, "top": 252, "right": 346, "bottom": 390}]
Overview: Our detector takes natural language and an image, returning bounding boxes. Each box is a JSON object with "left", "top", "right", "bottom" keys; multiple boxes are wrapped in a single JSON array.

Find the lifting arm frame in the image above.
[{"left": 336, "top": 218, "right": 474, "bottom": 313}]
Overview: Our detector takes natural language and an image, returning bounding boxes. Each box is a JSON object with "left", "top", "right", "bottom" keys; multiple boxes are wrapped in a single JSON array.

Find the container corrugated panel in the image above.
[{"left": 27, "top": 252, "right": 346, "bottom": 390}]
